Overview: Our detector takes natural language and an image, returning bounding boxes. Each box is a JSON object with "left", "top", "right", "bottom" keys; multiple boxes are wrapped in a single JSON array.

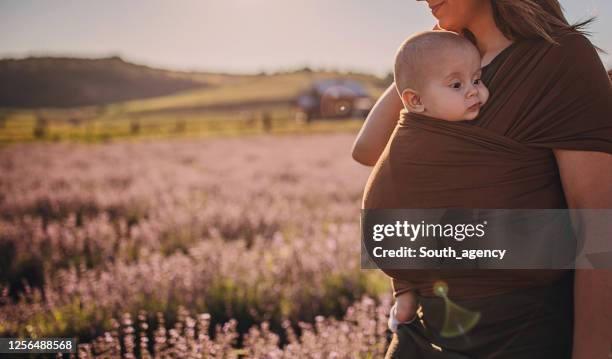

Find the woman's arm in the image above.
[
  {"left": 351, "top": 83, "right": 404, "bottom": 166},
  {"left": 554, "top": 149, "right": 612, "bottom": 359}
]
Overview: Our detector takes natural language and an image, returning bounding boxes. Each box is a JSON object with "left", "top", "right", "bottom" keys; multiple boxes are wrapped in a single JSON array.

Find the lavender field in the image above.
[{"left": 0, "top": 133, "right": 393, "bottom": 357}]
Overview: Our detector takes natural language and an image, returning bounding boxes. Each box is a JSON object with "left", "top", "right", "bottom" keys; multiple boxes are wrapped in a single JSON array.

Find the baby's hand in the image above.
[{"left": 395, "top": 290, "right": 418, "bottom": 322}]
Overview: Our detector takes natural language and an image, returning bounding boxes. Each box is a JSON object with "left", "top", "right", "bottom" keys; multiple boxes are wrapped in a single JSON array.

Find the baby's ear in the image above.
[{"left": 401, "top": 89, "right": 425, "bottom": 113}]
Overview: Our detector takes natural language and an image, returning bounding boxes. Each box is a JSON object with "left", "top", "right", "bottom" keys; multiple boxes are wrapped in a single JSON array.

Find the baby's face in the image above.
[{"left": 419, "top": 47, "right": 489, "bottom": 121}]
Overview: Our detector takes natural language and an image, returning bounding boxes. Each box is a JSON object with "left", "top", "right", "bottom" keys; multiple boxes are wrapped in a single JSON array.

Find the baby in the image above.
[
  {"left": 394, "top": 30, "right": 489, "bottom": 121},
  {"left": 387, "top": 30, "right": 489, "bottom": 333}
]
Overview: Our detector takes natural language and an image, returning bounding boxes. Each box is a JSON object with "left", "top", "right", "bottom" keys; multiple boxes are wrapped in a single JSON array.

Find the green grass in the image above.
[
  {"left": 110, "top": 71, "right": 385, "bottom": 115},
  {"left": 0, "top": 111, "right": 366, "bottom": 143},
  {"left": 0, "top": 70, "right": 386, "bottom": 143}
]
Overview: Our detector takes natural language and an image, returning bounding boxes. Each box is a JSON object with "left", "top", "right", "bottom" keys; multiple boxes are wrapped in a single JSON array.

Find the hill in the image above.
[
  {"left": 0, "top": 56, "right": 236, "bottom": 108},
  {"left": 0, "top": 57, "right": 388, "bottom": 142}
]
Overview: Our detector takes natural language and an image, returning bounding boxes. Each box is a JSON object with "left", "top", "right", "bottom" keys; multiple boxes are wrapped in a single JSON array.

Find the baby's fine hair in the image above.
[{"left": 394, "top": 31, "right": 477, "bottom": 95}]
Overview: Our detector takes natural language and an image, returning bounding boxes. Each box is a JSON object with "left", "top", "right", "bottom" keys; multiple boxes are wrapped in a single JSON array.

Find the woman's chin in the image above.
[{"left": 437, "top": 20, "right": 460, "bottom": 32}]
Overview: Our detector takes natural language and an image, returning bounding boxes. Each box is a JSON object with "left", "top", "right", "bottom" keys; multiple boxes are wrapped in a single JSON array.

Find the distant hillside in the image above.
[{"left": 0, "top": 56, "right": 222, "bottom": 108}]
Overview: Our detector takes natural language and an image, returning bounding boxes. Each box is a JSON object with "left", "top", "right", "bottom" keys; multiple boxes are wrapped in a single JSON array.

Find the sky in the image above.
[{"left": 0, "top": 0, "right": 610, "bottom": 76}]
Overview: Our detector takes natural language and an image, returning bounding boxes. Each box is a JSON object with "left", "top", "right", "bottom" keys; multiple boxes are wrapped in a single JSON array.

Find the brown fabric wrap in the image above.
[{"left": 363, "top": 32, "right": 612, "bottom": 300}]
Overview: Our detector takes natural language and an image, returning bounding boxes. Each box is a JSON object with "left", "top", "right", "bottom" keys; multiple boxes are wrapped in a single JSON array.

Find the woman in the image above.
[{"left": 353, "top": 0, "right": 612, "bottom": 358}]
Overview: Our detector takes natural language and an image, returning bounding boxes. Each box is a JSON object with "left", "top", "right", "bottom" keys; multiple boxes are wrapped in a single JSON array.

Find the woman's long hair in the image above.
[{"left": 466, "top": 0, "right": 595, "bottom": 45}]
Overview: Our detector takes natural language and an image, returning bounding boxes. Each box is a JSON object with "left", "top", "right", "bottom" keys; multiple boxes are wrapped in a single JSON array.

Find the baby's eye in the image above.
[
  {"left": 450, "top": 82, "right": 461, "bottom": 89},
  {"left": 473, "top": 79, "right": 482, "bottom": 85}
]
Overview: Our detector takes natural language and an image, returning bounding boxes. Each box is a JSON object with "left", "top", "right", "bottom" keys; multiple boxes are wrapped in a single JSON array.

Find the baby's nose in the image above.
[{"left": 466, "top": 84, "right": 479, "bottom": 97}]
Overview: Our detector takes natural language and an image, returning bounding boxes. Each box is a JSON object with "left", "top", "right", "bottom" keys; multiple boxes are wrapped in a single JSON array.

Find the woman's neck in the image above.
[{"left": 467, "top": 3, "right": 514, "bottom": 66}]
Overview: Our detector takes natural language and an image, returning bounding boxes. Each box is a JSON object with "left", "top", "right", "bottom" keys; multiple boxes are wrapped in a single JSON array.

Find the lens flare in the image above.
[{"left": 433, "top": 281, "right": 481, "bottom": 338}]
